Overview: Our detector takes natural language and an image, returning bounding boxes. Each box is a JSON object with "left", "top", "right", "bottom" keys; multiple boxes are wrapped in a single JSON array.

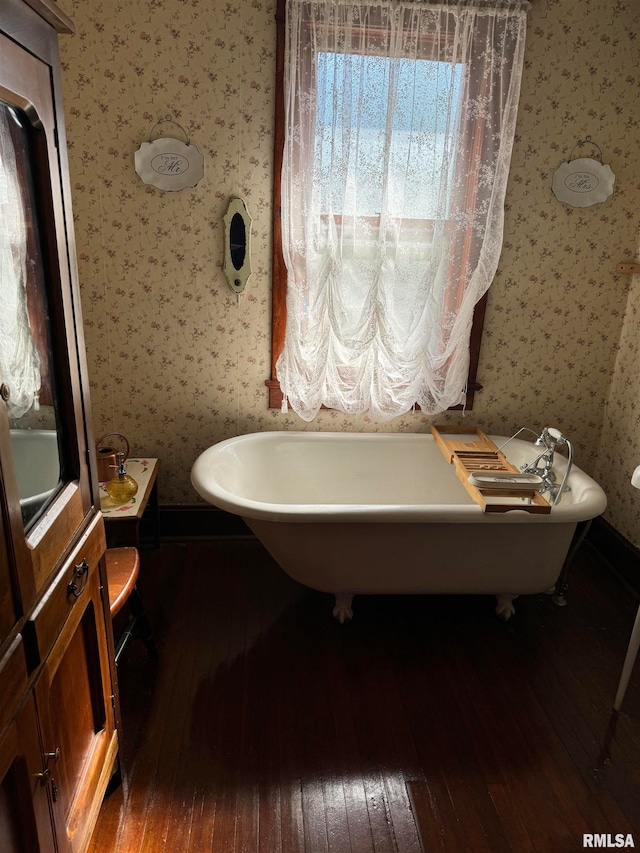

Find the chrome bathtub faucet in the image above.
[{"left": 520, "top": 427, "right": 573, "bottom": 505}]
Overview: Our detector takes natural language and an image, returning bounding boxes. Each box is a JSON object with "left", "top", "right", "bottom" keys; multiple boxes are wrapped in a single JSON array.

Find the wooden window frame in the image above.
[{"left": 266, "top": 0, "right": 486, "bottom": 411}]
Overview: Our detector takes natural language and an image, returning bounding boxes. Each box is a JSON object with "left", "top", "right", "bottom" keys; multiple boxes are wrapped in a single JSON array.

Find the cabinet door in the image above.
[
  {"left": 0, "top": 696, "right": 57, "bottom": 853},
  {"left": 34, "top": 566, "right": 117, "bottom": 853},
  {"left": 0, "top": 21, "right": 94, "bottom": 612},
  {"left": 0, "top": 636, "right": 55, "bottom": 853}
]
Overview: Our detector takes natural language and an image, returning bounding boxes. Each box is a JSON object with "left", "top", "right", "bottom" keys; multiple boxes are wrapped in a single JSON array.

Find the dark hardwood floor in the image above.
[{"left": 89, "top": 538, "right": 640, "bottom": 853}]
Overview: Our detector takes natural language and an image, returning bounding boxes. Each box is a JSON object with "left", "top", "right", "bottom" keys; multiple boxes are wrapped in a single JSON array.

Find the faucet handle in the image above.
[{"left": 538, "top": 426, "right": 567, "bottom": 449}]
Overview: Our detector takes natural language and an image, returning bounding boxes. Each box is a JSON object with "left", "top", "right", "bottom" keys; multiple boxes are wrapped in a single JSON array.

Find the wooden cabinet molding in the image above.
[
  {"left": 0, "top": 4, "right": 118, "bottom": 853},
  {"left": 21, "top": 0, "right": 74, "bottom": 33},
  {"left": 28, "top": 513, "right": 106, "bottom": 669},
  {"left": 0, "top": 512, "right": 17, "bottom": 649},
  {"left": 0, "top": 636, "right": 28, "bottom": 739}
]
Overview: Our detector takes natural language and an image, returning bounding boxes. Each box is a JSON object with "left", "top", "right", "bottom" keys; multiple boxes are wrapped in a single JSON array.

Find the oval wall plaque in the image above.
[
  {"left": 552, "top": 157, "right": 614, "bottom": 208},
  {"left": 135, "top": 137, "right": 204, "bottom": 191},
  {"left": 564, "top": 171, "right": 599, "bottom": 193},
  {"left": 150, "top": 152, "right": 189, "bottom": 176}
]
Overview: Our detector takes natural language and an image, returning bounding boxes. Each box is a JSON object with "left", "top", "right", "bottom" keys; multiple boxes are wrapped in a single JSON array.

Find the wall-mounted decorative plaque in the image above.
[
  {"left": 134, "top": 116, "right": 204, "bottom": 192},
  {"left": 551, "top": 137, "right": 614, "bottom": 208},
  {"left": 223, "top": 197, "right": 253, "bottom": 295}
]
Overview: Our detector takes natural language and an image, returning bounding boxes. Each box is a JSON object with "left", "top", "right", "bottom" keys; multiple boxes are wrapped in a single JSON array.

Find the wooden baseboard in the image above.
[
  {"left": 140, "top": 505, "right": 252, "bottom": 543},
  {"left": 586, "top": 516, "right": 640, "bottom": 598}
]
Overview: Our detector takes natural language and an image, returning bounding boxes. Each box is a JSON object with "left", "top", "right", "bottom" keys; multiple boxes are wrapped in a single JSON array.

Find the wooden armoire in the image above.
[{"left": 0, "top": 1, "right": 119, "bottom": 851}]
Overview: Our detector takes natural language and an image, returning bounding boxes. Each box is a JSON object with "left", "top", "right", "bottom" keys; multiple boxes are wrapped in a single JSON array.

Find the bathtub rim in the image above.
[{"left": 190, "top": 431, "right": 607, "bottom": 525}]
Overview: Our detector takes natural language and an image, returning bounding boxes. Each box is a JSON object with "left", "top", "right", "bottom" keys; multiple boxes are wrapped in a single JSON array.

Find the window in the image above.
[
  {"left": 315, "top": 52, "right": 464, "bottom": 220},
  {"left": 268, "top": 0, "right": 528, "bottom": 421}
]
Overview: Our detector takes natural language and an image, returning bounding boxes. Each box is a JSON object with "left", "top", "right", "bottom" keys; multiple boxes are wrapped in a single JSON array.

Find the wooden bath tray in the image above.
[{"left": 431, "top": 425, "right": 551, "bottom": 514}]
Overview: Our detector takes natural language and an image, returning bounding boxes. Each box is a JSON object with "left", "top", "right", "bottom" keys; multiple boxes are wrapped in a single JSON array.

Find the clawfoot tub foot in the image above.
[
  {"left": 332, "top": 593, "right": 354, "bottom": 624},
  {"left": 545, "top": 584, "right": 568, "bottom": 606},
  {"left": 495, "top": 593, "right": 519, "bottom": 621}
]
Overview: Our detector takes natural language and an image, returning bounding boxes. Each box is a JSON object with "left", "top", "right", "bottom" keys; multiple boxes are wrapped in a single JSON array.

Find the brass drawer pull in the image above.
[
  {"left": 45, "top": 747, "right": 61, "bottom": 765},
  {"left": 42, "top": 746, "right": 61, "bottom": 800},
  {"left": 36, "top": 768, "right": 51, "bottom": 786},
  {"left": 67, "top": 558, "right": 89, "bottom": 598}
]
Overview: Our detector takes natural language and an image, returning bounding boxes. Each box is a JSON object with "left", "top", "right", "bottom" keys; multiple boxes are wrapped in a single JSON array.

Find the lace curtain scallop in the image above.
[
  {"left": 0, "top": 108, "right": 41, "bottom": 418},
  {"left": 277, "top": 0, "right": 529, "bottom": 422}
]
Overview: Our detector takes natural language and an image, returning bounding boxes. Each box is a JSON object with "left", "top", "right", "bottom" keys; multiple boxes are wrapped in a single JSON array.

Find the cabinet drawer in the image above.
[
  {"left": 27, "top": 514, "right": 106, "bottom": 666},
  {"left": 0, "top": 635, "right": 28, "bottom": 738}
]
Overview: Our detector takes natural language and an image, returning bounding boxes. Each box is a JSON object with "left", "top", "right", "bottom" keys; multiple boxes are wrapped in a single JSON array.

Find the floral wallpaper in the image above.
[{"left": 58, "top": 0, "right": 640, "bottom": 544}]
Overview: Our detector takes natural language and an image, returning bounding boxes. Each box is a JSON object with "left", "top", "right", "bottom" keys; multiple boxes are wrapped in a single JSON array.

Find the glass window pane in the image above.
[
  {"left": 315, "top": 52, "right": 464, "bottom": 218},
  {"left": 0, "top": 101, "right": 67, "bottom": 530}
]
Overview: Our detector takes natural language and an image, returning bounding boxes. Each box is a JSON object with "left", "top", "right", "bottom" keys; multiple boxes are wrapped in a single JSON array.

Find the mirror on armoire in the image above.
[{"left": 0, "top": 100, "right": 69, "bottom": 530}]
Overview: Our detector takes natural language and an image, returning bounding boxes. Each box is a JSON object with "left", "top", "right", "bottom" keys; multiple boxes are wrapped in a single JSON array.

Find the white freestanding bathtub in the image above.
[{"left": 191, "top": 432, "right": 607, "bottom": 621}]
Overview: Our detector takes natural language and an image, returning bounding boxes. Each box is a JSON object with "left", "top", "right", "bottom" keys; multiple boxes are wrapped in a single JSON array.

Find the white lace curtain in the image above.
[
  {"left": 0, "top": 109, "right": 41, "bottom": 418},
  {"left": 277, "top": 0, "right": 528, "bottom": 421}
]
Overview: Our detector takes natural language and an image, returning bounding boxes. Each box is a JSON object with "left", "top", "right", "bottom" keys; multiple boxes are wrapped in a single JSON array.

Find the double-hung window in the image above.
[{"left": 269, "top": 0, "right": 529, "bottom": 421}]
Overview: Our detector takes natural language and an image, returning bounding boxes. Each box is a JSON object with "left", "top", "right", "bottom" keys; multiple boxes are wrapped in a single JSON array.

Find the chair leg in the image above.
[
  {"left": 114, "top": 617, "right": 136, "bottom": 665},
  {"left": 614, "top": 603, "right": 640, "bottom": 711},
  {"left": 128, "top": 585, "right": 158, "bottom": 660},
  {"left": 113, "top": 585, "right": 157, "bottom": 665}
]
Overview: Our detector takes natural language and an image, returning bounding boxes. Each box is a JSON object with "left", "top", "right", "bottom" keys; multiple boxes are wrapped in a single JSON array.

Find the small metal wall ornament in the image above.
[
  {"left": 223, "top": 197, "right": 253, "bottom": 295},
  {"left": 134, "top": 115, "right": 204, "bottom": 192},
  {"left": 551, "top": 136, "right": 614, "bottom": 208}
]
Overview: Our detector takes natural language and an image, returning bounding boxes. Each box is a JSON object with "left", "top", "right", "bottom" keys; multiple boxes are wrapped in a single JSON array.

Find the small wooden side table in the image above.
[{"left": 100, "top": 458, "right": 160, "bottom": 550}]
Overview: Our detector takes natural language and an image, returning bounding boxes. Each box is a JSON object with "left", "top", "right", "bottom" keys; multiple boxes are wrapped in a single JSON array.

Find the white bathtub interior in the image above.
[
  {"left": 212, "top": 433, "right": 476, "bottom": 507},
  {"left": 10, "top": 428, "right": 61, "bottom": 511}
]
